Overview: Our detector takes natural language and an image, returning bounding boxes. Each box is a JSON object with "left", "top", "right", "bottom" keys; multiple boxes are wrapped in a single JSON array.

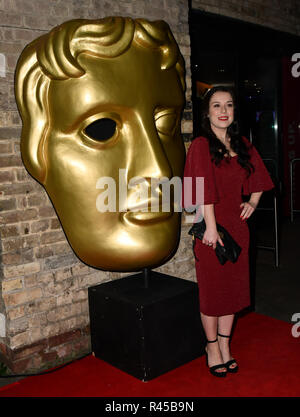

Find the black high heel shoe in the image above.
[
  {"left": 205, "top": 339, "right": 227, "bottom": 378},
  {"left": 218, "top": 333, "right": 239, "bottom": 373}
]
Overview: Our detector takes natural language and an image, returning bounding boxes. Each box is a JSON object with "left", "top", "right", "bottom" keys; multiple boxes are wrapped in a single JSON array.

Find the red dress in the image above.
[{"left": 183, "top": 136, "right": 274, "bottom": 316}]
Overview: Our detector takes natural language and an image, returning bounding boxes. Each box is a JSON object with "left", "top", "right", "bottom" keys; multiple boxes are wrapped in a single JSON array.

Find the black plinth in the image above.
[{"left": 88, "top": 270, "right": 206, "bottom": 381}]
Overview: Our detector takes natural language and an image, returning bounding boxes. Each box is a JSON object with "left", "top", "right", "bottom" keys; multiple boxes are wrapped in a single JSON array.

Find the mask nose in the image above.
[
  {"left": 127, "top": 117, "right": 173, "bottom": 181},
  {"left": 124, "top": 116, "right": 174, "bottom": 212}
]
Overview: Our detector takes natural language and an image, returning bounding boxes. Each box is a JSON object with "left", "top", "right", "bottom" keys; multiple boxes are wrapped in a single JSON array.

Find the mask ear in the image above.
[{"left": 15, "top": 41, "right": 49, "bottom": 184}]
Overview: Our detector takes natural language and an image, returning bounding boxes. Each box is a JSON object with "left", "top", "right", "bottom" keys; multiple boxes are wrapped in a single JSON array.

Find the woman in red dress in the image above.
[{"left": 183, "top": 86, "right": 274, "bottom": 377}]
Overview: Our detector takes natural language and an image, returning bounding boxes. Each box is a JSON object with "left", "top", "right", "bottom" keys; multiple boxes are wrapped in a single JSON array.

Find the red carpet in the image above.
[{"left": 0, "top": 312, "right": 299, "bottom": 397}]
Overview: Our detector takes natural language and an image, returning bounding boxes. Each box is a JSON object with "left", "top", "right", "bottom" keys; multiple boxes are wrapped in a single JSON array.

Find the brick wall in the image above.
[
  {"left": 192, "top": 0, "right": 300, "bottom": 35},
  {"left": 1, "top": 0, "right": 299, "bottom": 374},
  {"left": 0, "top": 0, "right": 195, "bottom": 373}
]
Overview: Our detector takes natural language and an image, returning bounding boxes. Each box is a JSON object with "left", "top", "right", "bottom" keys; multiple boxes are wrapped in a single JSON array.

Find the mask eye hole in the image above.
[{"left": 84, "top": 118, "right": 117, "bottom": 141}]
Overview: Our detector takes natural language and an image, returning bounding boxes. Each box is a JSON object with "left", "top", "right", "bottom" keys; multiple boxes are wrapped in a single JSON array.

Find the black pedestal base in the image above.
[{"left": 88, "top": 271, "right": 206, "bottom": 381}]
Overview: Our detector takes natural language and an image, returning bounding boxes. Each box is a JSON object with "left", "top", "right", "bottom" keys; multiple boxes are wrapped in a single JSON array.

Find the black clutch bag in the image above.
[{"left": 188, "top": 219, "right": 242, "bottom": 265}]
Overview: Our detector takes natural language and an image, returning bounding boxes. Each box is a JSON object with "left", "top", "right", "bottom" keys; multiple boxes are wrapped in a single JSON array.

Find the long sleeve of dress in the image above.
[
  {"left": 182, "top": 137, "right": 219, "bottom": 210},
  {"left": 242, "top": 137, "right": 274, "bottom": 195}
]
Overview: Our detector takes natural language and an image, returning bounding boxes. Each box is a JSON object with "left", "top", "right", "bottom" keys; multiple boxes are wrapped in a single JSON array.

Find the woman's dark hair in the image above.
[{"left": 200, "top": 85, "right": 254, "bottom": 176}]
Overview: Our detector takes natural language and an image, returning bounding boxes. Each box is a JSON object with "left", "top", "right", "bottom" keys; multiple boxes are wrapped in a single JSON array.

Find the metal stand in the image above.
[
  {"left": 143, "top": 267, "right": 150, "bottom": 289},
  {"left": 256, "top": 158, "right": 279, "bottom": 267},
  {"left": 290, "top": 158, "right": 300, "bottom": 222},
  {"left": 256, "top": 191, "right": 279, "bottom": 267}
]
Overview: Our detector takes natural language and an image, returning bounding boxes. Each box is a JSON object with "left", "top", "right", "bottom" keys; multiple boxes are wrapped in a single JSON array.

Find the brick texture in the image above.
[
  {"left": 191, "top": 0, "right": 300, "bottom": 35},
  {"left": 0, "top": 0, "right": 298, "bottom": 374}
]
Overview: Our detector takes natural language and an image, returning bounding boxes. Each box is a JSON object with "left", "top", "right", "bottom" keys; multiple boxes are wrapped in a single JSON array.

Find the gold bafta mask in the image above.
[{"left": 15, "top": 17, "right": 186, "bottom": 271}]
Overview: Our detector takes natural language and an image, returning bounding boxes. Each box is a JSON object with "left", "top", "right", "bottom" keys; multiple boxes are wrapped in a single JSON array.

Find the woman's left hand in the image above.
[{"left": 240, "top": 201, "right": 256, "bottom": 220}]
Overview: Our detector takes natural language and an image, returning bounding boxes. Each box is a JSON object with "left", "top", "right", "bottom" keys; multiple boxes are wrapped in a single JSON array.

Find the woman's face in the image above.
[{"left": 208, "top": 91, "right": 234, "bottom": 133}]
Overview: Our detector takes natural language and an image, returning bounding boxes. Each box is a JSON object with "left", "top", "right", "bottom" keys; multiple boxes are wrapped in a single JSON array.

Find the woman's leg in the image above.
[
  {"left": 218, "top": 314, "right": 234, "bottom": 337},
  {"left": 217, "top": 314, "right": 237, "bottom": 369},
  {"left": 200, "top": 312, "right": 226, "bottom": 373}
]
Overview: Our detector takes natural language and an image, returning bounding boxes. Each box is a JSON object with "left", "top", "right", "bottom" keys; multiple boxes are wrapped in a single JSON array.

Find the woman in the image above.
[{"left": 183, "top": 86, "right": 274, "bottom": 377}]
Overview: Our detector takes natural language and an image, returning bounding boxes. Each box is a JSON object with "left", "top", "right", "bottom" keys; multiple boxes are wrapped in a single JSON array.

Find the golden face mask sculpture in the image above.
[{"left": 15, "top": 17, "right": 186, "bottom": 271}]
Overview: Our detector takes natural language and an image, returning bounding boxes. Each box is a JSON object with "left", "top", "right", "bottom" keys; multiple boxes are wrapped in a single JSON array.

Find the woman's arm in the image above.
[
  {"left": 202, "top": 204, "right": 224, "bottom": 249},
  {"left": 240, "top": 191, "right": 263, "bottom": 220}
]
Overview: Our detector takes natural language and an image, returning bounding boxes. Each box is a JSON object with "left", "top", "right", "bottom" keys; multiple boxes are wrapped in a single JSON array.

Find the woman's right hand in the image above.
[{"left": 202, "top": 228, "right": 224, "bottom": 250}]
